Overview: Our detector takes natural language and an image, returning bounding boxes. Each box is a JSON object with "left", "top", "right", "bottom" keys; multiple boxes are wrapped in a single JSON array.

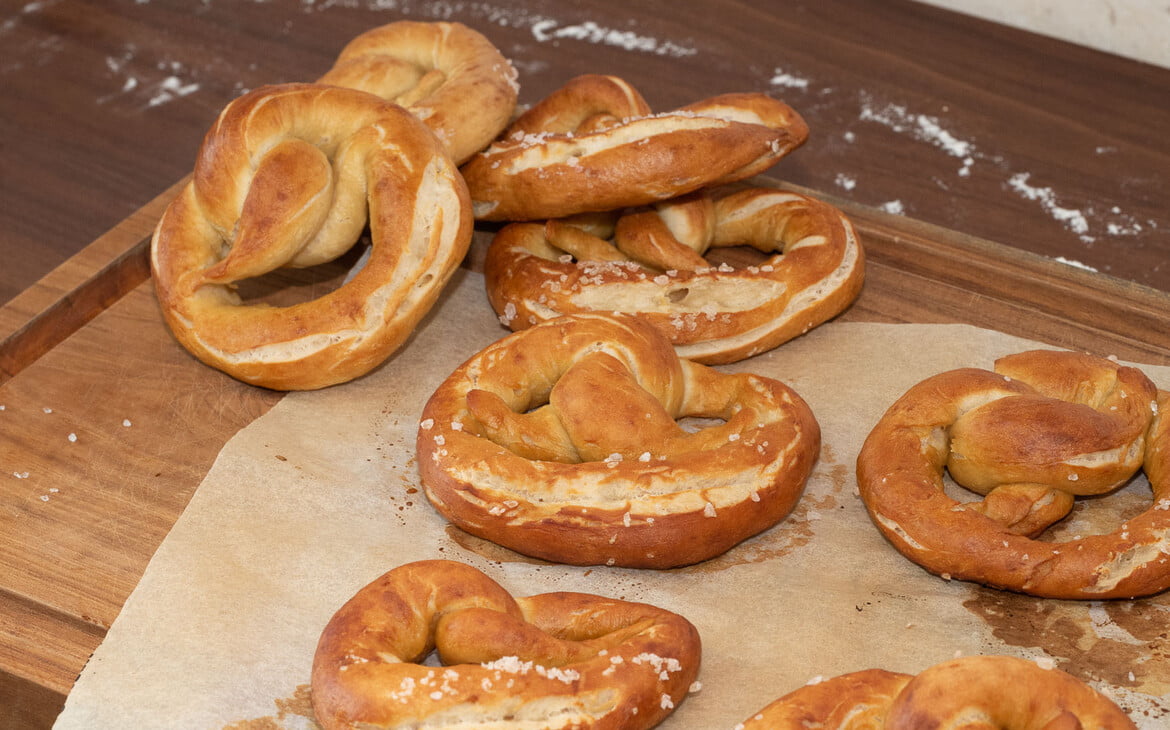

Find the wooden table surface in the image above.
[{"left": 2, "top": 1, "right": 1169, "bottom": 728}]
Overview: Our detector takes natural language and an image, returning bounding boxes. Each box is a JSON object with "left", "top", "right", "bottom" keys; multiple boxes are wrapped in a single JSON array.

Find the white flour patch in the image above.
[
  {"left": 880, "top": 200, "right": 905, "bottom": 215},
  {"left": 98, "top": 46, "right": 201, "bottom": 108},
  {"left": 853, "top": 90, "right": 1160, "bottom": 248},
  {"left": 857, "top": 93, "right": 974, "bottom": 170},
  {"left": 1053, "top": 256, "right": 1099, "bottom": 272},
  {"left": 835, "top": 173, "right": 857, "bottom": 191},
  {"left": 530, "top": 19, "right": 696, "bottom": 57},
  {"left": 1006, "top": 172, "right": 1091, "bottom": 241},
  {"left": 770, "top": 68, "right": 810, "bottom": 91}
]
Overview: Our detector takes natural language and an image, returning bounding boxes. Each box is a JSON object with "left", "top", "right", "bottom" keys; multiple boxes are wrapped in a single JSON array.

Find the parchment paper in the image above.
[{"left": 55, "top": 269, "right": 1170, "bottom": 728}]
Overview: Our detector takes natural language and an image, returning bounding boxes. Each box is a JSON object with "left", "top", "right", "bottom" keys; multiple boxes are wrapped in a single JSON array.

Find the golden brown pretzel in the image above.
[
  {"left": 736, "top": 655, "right": 1136, "bottom": 729},
  {"left": 460, "top": 74, "right": 808, "bottom": 221},
  {"left": 150, "top": 83, "right": 472, "bottom": 390},
  {"left": 318, "top": 20, "right": 518, "bottom": 164},
  {"left": 417, "top": 312, "right": 820, "bottom": 568},
  {"left": 856, "top": 349, "right": 1170, "bottom": 598},
  {"left": 484, "top": 187, "right": 864, "bottom": 364},
  {"left": 311, "top": 559, "right": 701, "bottom": 730}
]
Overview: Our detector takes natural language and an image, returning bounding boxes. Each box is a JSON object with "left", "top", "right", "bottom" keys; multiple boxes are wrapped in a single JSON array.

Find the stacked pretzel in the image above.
[
  {"left": 151, "top": 21, "right": 518, "bottom": 390},
  {"left": 467, "top": 73, "right": 865, "bottom": 364}
]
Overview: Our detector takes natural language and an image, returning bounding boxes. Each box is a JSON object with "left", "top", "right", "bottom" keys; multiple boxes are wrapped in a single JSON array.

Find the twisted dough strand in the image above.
[
  {"left": 311, "top": 560, "right": 701, "bottom": 730},
  {"left": 737, "top": 656, "right": 1136, "bottom": 729},
  {"left": 418, "top": 313, "right": 820, "bottom": 568},
  {"left": 856, "top": 350, "right": 1170, "bottom": 598}
]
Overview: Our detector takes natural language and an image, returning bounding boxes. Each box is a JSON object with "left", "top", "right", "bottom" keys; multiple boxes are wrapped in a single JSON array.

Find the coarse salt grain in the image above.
[
  {"left": 420, "top": 418, "right": 434, "bottom": 430},
  {"left": 68, "top": 433, "right": 77, "bottom": 442},
  {"left": 122, "top": 419, "right": 132, "bottom": 427}
]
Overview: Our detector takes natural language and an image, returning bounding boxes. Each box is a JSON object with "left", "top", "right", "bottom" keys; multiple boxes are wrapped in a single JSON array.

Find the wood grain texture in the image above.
[
  {"left": 1, "top": 0, "right": 1167, "bottom": 307},
  {"left": 2, "top": 173, "right": 1169, "bottom": 727},
  {"left": 2, "top": 2, "right": 1170, "bottom": 727}
]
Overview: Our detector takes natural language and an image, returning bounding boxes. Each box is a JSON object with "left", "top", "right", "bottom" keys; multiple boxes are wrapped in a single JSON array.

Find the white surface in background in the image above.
[{"left": 914, "top": 0, "right": 1170, "bottom": 69}]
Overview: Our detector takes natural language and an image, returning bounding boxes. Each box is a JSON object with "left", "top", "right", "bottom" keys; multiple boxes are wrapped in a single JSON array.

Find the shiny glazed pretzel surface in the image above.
[
  {"left": 318, "top": 20, "right": 519, "bottom": 165},
  {"left": 150, "top": 83, "right": 473, "bottom": 390},
  {"left": 311, "top": 559, "right": 701, "bottom": 730},
  {"left": 856, "top": 349, "right": 1170, "bottom": 598},
  {"left": 417, "top": 312, "right": 821, "bottom": 568},
  {"left": 460, "top": 74, "right": 808, "bottom": 221},
  {"left": 484, "top": 187, "right": 864, "bottom": 364},
  {"left": 736, "top": 655, "right": 1137, "bottom": 729}
]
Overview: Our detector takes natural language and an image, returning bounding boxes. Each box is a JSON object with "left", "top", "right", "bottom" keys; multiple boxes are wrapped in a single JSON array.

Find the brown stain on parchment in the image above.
[
  {"left": 223, "top": 683, "right": 319, "bottom": 729},
  {"left": 963, "top": 589, "right": 1170, "bottom": 710},
  {"left": 684, "top": 443, "right": 847, "bottom": 573}
]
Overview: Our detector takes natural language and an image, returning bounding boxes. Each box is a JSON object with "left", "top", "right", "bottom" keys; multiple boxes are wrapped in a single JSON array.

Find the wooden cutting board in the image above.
[{"left": 1, "top": 176, "right": 1168, "bottom": 729}]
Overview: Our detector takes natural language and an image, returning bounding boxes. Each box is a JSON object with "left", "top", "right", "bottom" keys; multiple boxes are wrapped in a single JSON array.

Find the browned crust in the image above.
[
  {"left": 737, "top": 656, "right": 1136, "bottom": 729},
  {"left": 318, "top": 20, "right": 519, "bottom": 164},
  {"left": 310, "top": 559, "right": 701, "bottom": 730},
  {"left": 460, "top": 75, "right": 808, "bottom": 221},
  {"left": 483, "top": 187, "right": 864, "bottom": 364},
  {"left": 856, "top": 349, "right": 1170, "bottom": 599},
  {"left": 416, "top": 313, "right": 821, "bottom": 568},
  {"left": 150, "top": 83, "right": 473, "bottom": 390}
]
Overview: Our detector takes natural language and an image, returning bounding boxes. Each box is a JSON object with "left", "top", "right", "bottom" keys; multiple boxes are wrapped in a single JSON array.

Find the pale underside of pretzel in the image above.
[
  {"left": 736, "top": 655, "right": 1137, "bottom": 729},
  {"left": 417, "top": 312, "right": 821, "bottom": 569},
  {"left": 856, "top": 349, "right": 1170, "bottom": 599},
  {"left": 311, "top": 559, "right": 701, "bottom": 730},
  {"left": 460, "top": 74, "right": 809, "bottom": 221},
  {"left": 150, "top": 83, "right": 473, "bottom": 390},
  {"left": 484, "top": 187, "right": 864, "bottom": 364},
  {"left": 318, "top": 20, "right": 519, "bottom": 164}
]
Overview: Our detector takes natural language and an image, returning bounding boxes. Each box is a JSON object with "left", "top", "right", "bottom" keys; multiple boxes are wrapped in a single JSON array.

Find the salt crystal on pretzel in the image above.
[
  {"left": 417, "top": 312, "right": 820, "bottom": 568},
  {"left": 484, "top": 187, "right": 864, "bottom": 364},
  {"left": 461, "top": 74, "right": 808, "bottom": 221},
  {"left": 311, "top": 559, "right": 701, "bottom": 729}
]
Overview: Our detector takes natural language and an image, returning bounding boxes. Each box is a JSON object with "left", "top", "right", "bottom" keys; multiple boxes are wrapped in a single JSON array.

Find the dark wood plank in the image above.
[{"left": 1, "top": 0, "right": 1168, "bottom": 310}]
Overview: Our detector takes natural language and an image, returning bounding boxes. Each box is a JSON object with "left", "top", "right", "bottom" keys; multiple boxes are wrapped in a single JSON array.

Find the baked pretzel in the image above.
[
  {"left": 460, "top": 74, "right": 808, "bottom": 221},
  {"left": 484, "top": 187, "right": 864, "bottom": 364},
  {"left": 318, "top": 20, "right": 518, "bottom": 164},
  {"left": 736, "top": 655, "right": 1136, "bottom": 729},
  {"left": 311, "top": 559, "right": 701, "bottom": 730},
  {"left": 417, "top": 312, "right": 820, "bottom": 568},
  {"left": 151, "top": 83, "right": 473, "bottom": 390},
  {"left": 856, "top": 349, "right": 1170, "bottom": 599}
]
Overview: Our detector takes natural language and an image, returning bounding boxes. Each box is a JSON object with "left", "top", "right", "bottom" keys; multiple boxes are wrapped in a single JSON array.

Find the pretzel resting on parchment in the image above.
[
  {"left": 857, "top": 349, "right": 1170, "bottom": 599},
  {"left": 417, "top": 312, "right": 821, "bottom": 568},
  {"left": 736, "top": 655, "right": 1137, "bottom": 729},
  {"left": 311, "top": 559, "right": 701, "bottom": 730}
]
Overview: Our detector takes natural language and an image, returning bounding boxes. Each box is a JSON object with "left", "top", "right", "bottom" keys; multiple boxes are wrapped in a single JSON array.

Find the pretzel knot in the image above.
[
  {"left": 310, "top": 560, "right": 701, "bottom": 730},
  {"left": 460, "top": 74, "right": 809, "bottom": 221},
  {"left": 318, "top": 20, "right": 519, "bottom": 164},
  {"left": 417, "top": 312, "right": 820, "bottom": 568},
  {"left": 856, "top": 349, "right": 1170, "bottom": 599},
  {"left": 736, "top": 655, "right": 1136, "bottom": 729},
  {"left": 150, "top": 83, "right": 473, "bottom": 390},
  {"left": 484, "top": 187, "right": 863, "bottom": 364}
]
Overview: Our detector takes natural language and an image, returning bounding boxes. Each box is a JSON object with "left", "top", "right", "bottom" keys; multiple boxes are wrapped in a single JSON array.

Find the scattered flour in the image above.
[
  {"left": 1007, "top": 172, "right": 1091, "bottom": 241},
  {"left": 835, "top": 173, "right": 857, "bottom": 191},
  {"left": 880, "top": 200, "right": 905, "bottom": 215},
  {"left": 530, "top": 19, "right": 696, "bottom": 57},
  {"left": 1053, "top": 256, "right": 1098, "bottom": 272},
  {"left": 770, "top": 68, "right": 810, "bottom": 91}
]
